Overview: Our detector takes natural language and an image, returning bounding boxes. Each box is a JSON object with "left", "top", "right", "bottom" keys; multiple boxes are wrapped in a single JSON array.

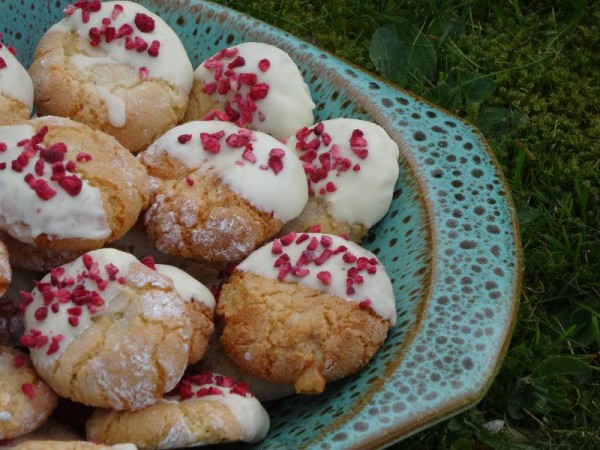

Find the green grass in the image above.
[{"left": 215, "top": 0, "right": 600, "bottom": 448}]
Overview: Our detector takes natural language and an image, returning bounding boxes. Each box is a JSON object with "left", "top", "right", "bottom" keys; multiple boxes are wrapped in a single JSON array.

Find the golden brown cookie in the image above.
[
  {"left": 0, "top": 239, "right": 10, "bottom": 296},
  {"left": 138, "top": 121, "right": 307, "bottom": 264},
  {"left": 283, "top": 118, "right": 400, "bottom": 243},
  {"left": 194, "top": 328, "right": 294, "bottom": 402},
  {"left": 153, "top": 263, "right": 215, "bottom": 364},
  {"left": 217, "top": 233, "right": 396, "bottom": 394},
  {"left": 0, "top": 116, "right": 148, "bottom": 271},
  {"left": 0, "top": 346, "right": 58, "bottom": 440},
  {"left": 21, "top": 249, "right": 191, "bottom": 411},
  {"left": 0, "top": 37, "right": 33, "bottom": 125},
  {"left": 183, "top": 42, "right": 315, "bottom": 140},
  {"left": 29, "top": 1, "right": 193, "bottom": 153},
  {"left": 86, "top": 373, "right": 269, "bottom": 449}
]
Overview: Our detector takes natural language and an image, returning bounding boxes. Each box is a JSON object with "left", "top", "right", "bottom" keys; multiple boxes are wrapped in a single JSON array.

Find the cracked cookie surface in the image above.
[{"left": 21, "top": 249, "right": 191, "bottom": 411}]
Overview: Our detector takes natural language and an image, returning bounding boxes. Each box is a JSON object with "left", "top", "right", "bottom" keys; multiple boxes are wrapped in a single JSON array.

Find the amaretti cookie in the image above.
[
  {"left": 0, "top": 37, "right": 33, "bottom": 125},
  {"left": 184, "top": 42, "right": 315, "bottom": 139},
  {"left": 0, "top": 116, "right": 148, "bottom": 271},
  {"left": 284, "top": 118, "right": 400, "bottom": 242},
  {"left": 139, "top": 121, "right": 308, "bottom": 264},
  {"left": 20, "top": 248, "right": 192, "bottom": 411},
  {"left": 86, "top": 373, "right": 270, "bottom": 448},
  {"left": 0, "top": 239, "right": 10, "bottom": 296},
  {"left": 153, "top": 263, "right": 215, "bottom": 364},
  {"left": 29, "top": 1, "right": 193, "bottom": 153},
  {"left": 217, "top": 233, "right": 396, "bottom": 394},
  {"left": 0, "top": 346, "right": 58, "bottom": 440}
]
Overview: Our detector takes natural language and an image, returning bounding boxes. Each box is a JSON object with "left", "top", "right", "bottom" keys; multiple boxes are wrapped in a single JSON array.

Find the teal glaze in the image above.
[{"left": 1, "top": 1, "right": 521, "bottom": 448}]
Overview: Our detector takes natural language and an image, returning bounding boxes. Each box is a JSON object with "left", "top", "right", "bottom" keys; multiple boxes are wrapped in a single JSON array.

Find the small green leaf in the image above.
[
  {"left": 535, "top": 356, "right": 592, "bottom": 384},
  {"left": 475, "top": 107, "right": 528, "bottom": 139},
  {"left": 461, "top": 73, "right": 496, "bottom": 107},
  {"left": 369, "top": 27, "right": 405, "bottom": 84},
  {"left": 370, "top": 21, "right": 437, "bottom": 86}
]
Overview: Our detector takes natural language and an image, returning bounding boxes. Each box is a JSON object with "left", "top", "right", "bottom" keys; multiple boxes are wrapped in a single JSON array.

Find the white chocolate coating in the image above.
[
  {"left": 143, "top": 121, "right": 308, "bottom": 222},
  {"left": 0, "top": 42, "right": 33, "bottom": 110},
  {"left": 194, "top": 42, "right": 315, "bottom": 139},
  {"left": 287, "top": 118, "right": 400, "bottom": 227},
  {"left": 238, "top": 233, "right": 396, "bottom": 324},
  {"left": 96, "top": 85, "right": 127, "bottom": 128},
  {"left": 155, "top": 264, "right": 215, "bottom": 311},
  {"left": 0, "top": 123, "right": 110, "bottom": 243},
  {"left": 50, "top": 1, "right": 193, "bottom": 92},
  {"left": 23, "top": 248, "right": 138, "bottom": 370},
  {"left": 164, "top": 373, "right": 270, "bottom": 443}
]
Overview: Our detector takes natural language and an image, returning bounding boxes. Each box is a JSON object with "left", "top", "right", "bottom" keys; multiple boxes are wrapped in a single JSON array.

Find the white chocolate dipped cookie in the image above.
[
  {"left": 20, "top": 248, "right": 192, "bottom": 411},
  {"left": 152, "top": 262, "right": 215, "bottom": 364},
  {"left": 0, "top": 117, "right": 148, "bottom": 271},
  {"left": 0, "top": 36, "right": 33, "bottom": 125},
  {"left": 217, "top": 232, "right": 396, "bottom": 394},
  {"left": 139, "top": 121, "right": 308, "bottom": 264},
  {"left": 0, "top": 346, "right": 58, "bottom": 441},
  {"left": 184, "top": 42, "right": 315, "bottom": 139},
  {"left": 284, "top": 118, "right": 400, "bottom": 242},
  {"left": 86, "top": 373, "right": 269, "bottom": 448},
  {"left": 29, "top": 1, "right": 193, "bottom": 153}
]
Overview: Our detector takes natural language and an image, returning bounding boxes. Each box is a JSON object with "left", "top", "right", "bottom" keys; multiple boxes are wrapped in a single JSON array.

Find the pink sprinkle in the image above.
[
  {"left": 352, "top": 148, "right": 369, "bottom": 159},
  {"left": 269, "top": 148, "right": 286, "bottom": 158},
  {"left": 249, "top": 83, "right": 269, "bottom": 100},
  {"left": 350, "top": 129, "right": 367, "bottom": 147},
  {"left": 134, "top": 12, "right": 155, "bottom": 33},
  {"left": 76, "top": 152, "right": 92, "bottom": 162},
  {"left": 228, "top": 56, "right": 246, "bottom": 69},
  {"left": 111, "top": 4, "right": 124, "bottom": 20},
  {"left": 320, "top": 235, "right": 333, "bottom": 247},
  {"left": 359, "top": 299, "right": 372, "bottom": 309},
  {"left": 185, "top": 176, "right": 194, "bottom": 186},
  {"left": 296, "top": 233, "right": 309, "bottom": 244},
  {"left": 310, "top": 224, "right": 321, "bottom": 233},
  {"left": 148, "top": 40, "right": 160, "bottom": 57},
  {"left": 202, "top": 82, "right": 217, "bottom": 95},
  {"left": 316, "top": 271, "right": 332, "bottom": 285},
  {"left": 68, "top": 316, "right": 79, "bottom": 327},
  {"left": 271, "top": 240, "right": 283, "bottom": 254},
  {"left": 343, "top": 252, "right": 357, "bottom": 264},
  {"left": 325, "top": 181, "right": 337, "bottom": 192},
  {"left": 14, "top": 355, "right": 26, "bottom": 368},
  {"left": 139, "top": 66, "right": 149, "bottom": 80},
  {"left": 178, "top": 134, "right": 192, "bottom": 144},
  {"left": 353, "top": 164, "right": 361, "bottom": 171},
  {"left": 281, "top": 232, "right": 296, "bottom": 246},
  {"left": 21, "top": 384, "right": 34, "bottom": 399},
  {"left": 140, "top": 255, "right": 157, "bottom": 270},
  {"left": 238, "top": 73, "right": 258, "bottom": 86},
  {"left": 258, "top": 58, "right": 270, "bottom": 72},
  {"left": 200, "top": 133, "right": 221, "bottom": 153}
]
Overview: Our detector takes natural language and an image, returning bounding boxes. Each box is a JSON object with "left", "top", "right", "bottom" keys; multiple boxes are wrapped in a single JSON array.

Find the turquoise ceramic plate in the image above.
[{"left": 2, "top": 1, "right": 522, "bottom": 448}]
